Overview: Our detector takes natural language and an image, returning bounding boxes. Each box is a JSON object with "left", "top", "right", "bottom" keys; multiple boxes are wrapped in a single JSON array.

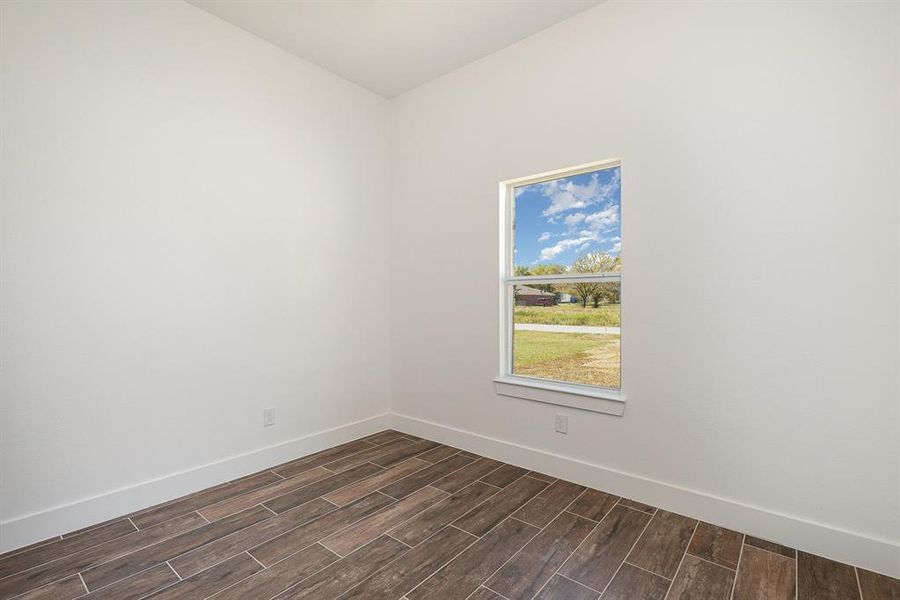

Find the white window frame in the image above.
[{"left": 494, "top": 158, "right": 625, "bottom": 416}]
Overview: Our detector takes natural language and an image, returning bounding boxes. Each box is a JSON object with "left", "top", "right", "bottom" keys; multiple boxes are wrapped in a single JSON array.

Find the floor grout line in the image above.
[
  {"left": 77, "top": 572, "right": 89, "bottom": 594},
  {"left": 246, "top": 550, "right": 267, "bottom": 571},
  {"left": 166, "top": 560, "right": 182, "bottom": 581},
  {"left": 528, "top": 487, "right": 606, "bottom": 600},
  {"left": 623, "top": 559, "right": 675, "bottom": 581},
  {"left": 686, "top": 551, "right": 738, "bottom": 572},
  {"left": 559, "top": 571, "right": 604, "bottom": 594},
  {"left": 481, "top": 583, "right": 514, "bottom": 599},
  {"left": 597, "top": 508, "right": 659, "bottom": 598},
  {"left": 660, "top": 520, "right": 700, "bottom": 600},
  {"left": 403, "top": 524, "right": 489, "bottom": 599},
  {"left": 727, "top": 534, "right": 747, "bottom": 600}
]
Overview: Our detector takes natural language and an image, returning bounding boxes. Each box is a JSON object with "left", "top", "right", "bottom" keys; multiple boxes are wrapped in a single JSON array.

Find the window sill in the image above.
[{"left": 493, "top": 376, "right": 625, "bottom": 416}]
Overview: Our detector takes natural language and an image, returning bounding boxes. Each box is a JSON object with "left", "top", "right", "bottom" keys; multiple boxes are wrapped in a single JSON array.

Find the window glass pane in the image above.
[
  {"left": 513, "top": 166, "right": 621, "bottom": 274},
  {"left": 512, "top": 281, "right": 621, "bottom": 389}
]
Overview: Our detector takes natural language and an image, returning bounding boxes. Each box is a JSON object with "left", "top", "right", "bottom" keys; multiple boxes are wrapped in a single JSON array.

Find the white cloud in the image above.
[
  {"left": 563, "top": 213, "right": 585, "bottom": 226},
  {"left": 539, "top": 233, "right": 597, "bottom": 261},
  {"left": 537, "top": 232, "right": 552, "bottom": 242},
  {"left": 584, "top": 203, "right": 619, "bottom": 232},
  {"left": 609, "top": 241, "right": 621, "bottom": 254},
  {"left": 541, "top": 168, "right": 620, "bottom": 217}
]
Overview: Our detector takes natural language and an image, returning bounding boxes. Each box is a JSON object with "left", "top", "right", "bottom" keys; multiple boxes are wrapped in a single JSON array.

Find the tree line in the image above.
[{"left": 516, "top": 251, "right": 621, "bottom": 308}]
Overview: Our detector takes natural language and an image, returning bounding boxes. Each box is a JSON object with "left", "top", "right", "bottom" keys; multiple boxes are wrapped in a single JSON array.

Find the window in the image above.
[{"left": 496, "top": 159, "right": 624, "bottom": 415}]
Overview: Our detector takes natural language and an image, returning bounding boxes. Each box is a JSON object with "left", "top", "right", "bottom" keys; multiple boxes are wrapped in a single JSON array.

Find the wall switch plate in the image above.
[
  {"left": 555, "top": 414, "right": 568, "bottom": 434},
  {"left": 263, "top": 408, "right": 275, "bottom": 427}
]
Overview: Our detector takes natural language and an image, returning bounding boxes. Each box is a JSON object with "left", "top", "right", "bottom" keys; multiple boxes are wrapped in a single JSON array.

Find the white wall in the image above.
[
  {"left": 0, "top": 0, "right": 390, "bottom": 548},
  {"left": 390, "top": 0, "right": 899, "bottom": 573}
]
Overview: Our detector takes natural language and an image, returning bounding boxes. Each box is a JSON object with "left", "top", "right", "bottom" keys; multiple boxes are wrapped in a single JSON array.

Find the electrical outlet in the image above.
[
  {"left": 263, "top": 408, "right": 276, "bottom": 427},
  {"left": 554, "top": 414, "right": 568, "bottom": 434}
]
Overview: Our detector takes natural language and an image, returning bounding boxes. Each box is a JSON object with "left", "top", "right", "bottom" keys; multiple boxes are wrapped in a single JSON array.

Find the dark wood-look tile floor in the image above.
[{"left": 1, "top": 431, "right": 897, "bottom": 600}]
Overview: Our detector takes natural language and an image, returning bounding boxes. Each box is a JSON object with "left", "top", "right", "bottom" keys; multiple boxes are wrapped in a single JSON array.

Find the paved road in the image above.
[{"left": 514, "top": 323, "right": 620, "bottom": 335}]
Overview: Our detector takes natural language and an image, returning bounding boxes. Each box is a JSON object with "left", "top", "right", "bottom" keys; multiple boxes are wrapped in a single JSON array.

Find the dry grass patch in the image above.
[{"left": 513, "top": 331, "right": 620, "bottom": 388}]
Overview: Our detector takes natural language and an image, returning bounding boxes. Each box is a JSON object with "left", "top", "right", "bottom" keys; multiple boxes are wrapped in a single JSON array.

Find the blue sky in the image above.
[{"left": 514, "top": 166, "right": 621, "bottom": 268}]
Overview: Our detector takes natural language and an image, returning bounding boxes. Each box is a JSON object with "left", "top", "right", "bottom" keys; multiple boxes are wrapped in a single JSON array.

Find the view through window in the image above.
[{"left": 504, "top": 161, "right": 621, "bottom": 390}]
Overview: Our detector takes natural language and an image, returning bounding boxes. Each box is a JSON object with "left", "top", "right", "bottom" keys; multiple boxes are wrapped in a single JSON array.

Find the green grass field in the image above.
[
  {"left": 514, "top": 303, "right": 620, "bottom": 327},
  {"left": 513, "top": 330, "right": 620, "bottom": 388}
]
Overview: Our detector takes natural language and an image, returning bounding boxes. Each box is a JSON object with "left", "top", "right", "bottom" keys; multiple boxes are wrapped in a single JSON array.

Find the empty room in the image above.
[{"left": 1, "top": 0, "right": 898, "bottom": 598}]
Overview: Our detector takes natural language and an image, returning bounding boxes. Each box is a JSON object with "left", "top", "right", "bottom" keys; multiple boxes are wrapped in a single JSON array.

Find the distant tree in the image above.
[
  {"left": 513, "top": 266, "right": 530, "bottom": 303},
  {"left": 571, "top": 252, "right": 621, "bottom": 308},
  {"left": 529, "top": 263, "right": 566, "bottom": 293}
]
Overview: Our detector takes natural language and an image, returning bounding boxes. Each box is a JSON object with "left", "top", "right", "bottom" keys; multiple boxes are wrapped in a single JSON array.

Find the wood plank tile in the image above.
[
  {"left": 432, "top": 458, "right": 503, "bottom": 494},
  {"left": 486, "top": 512, "right": 595, "bottom": 600},
  {"left": 341, "top": 525, "right": 477, "bottom": 599},
  {"left": 567, "top": 489, "right": 619, "bottom": 521},
  {"left": 688, "top": 522, "right": 743, "bottom": 569},
  {"left": 469, "top": 588, "right": 506, "bottom": 600},
  {"left": 667, "top": 554, "right": 735, "bottom": 600},
  {"left": 7, "top": 434, "right": 893, "bottom": 600},
  {"left": 263, "top": 462, "right": 384, "bottom": 514},
  {"left": 0, "top": 512, "right": 206, "bottom": 600},
  {"left": 513, "top": 480, "right": 586, "bottom": 528},
  {"left": 1, "top": 537, "right": 61, "bottom": 554},
  {"left": 130, "top": 470, "right": 281, "bottom": 529},
  {"left": 200, "top": 467, "right": 332, "bottom": 521},
  {"left": 321, "top": 486, "right": 447, "bottom": 556},
  {"left": 143, "top": 553, "right": 261, "bottom": 599},
  {"left": 323, "top": 458, "right": 429, "bottom": 506},
  {"left": 618, "top": 498, "right": 657, "bottom": 515},
  {"left": 370, "top": 440, "right": 442, "bottom": 468},
  {"left": 249, "top": 492, "right": 395, "bottom": 566},
  {"left": 0, "top": 519, "right": 136, "bottom": 578},
  {"left": 273, "top": 535, "right": 408, "bottom": 599},
  {"left": 82, "top": 505, "right": 270, "bottom": 591},
  {"left": 417, "top": 445, "right": 461, "bottom": 463},
  {"left": 534, "top": 574, "right": 598, "bottom": 600},
  {"left": 453, "top": 476, "right": 548, "bottom": 536},
  {"left": 10, "top": 574, "right": 85, "bottom": 600},
  {"left": 322, "top": 439, "right": 414, "bottom": 473},
  {"left": 558, "top": 505, "right": 651, "bottom": 591},
  {"left": 271, "top": 440, "right": 374, "bottom": 474},
  {"left": 407, "top": 518, "right": 539, "bottom": 600},
  {"left": 210, "top": 544, "right": 339, "bottom": 600},
  {"left": 171, "top": 498, "right": 336, "bottom": 577},
  {"left": 60, "top": 513, "right": 146, "bottom": 539},
  {"left": 481, "top": 464, "right": 528, "bottom": 488},
  {"left": 626, "top": 510, "right": 697, "bottom": 579},
  {"left": 745, "top": 535, "right": 795, "bottom": 559},
  {"left": 459, "top": 451, "right": 482, "bottom": 460},
  {"left": 379, "top": 455, "right": 473, "bottom": 500},
  {"left": 78, "top": 563, "right": 180, "bottom": 600},
  {"left": 857, "top": 568, "right": 900, "bottom": 600},
  {"left": 526, "top": 471, "right": 556, "bottom": 483},
  {"left": 798, "top": 551, "right": 861, "bottom": 600},
  {"left": 362, "top": 430, "right": 408, "bottom": 446},
  {"left": 733, "top": 544, "right": 796, "bottom": 600},
  {"left": 273, "top": 440, "right": 376, "bottom": 478},
  {"left": 603, "top": 563, "right": 669, "bottom": 600},
  {"left": 391, "top": 482, "right": 500, "bottom": 547}
]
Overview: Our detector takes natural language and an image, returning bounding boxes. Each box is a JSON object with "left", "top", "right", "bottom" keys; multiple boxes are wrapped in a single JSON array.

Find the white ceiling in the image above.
[{"left": 187, "top": 0, "right": 602, "bottom": 98}]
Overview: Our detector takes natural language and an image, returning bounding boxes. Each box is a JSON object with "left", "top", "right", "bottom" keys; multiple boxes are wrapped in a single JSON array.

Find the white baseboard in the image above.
[
  {"left": 0, "top": 413, "right": 390, "bottom": 553},
  {"left": 390, "top": 413, "right": 900, "bottom": 579}
]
